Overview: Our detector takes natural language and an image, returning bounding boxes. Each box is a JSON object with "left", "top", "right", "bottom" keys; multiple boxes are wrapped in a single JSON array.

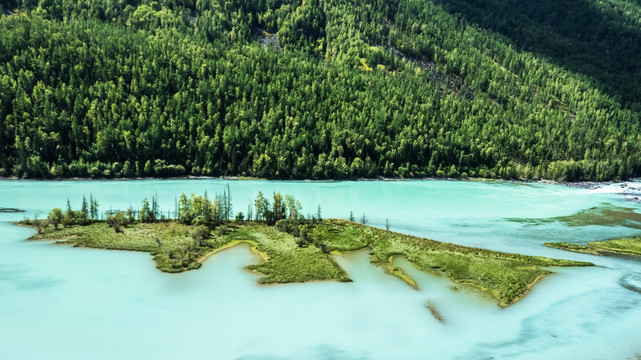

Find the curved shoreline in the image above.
[{"left": 197, "top": 239, "right": 269, "bottom": 264}]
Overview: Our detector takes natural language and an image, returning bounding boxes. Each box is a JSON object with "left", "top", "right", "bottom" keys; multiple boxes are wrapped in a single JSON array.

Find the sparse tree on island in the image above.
[
  {"left": 273, "top": 192, "right": 286, "bottom": 222},
  {"left": 151, "top": 193, "right": 159, "bottom": 222},
  {"left": 285, "top": 195, "right": 302, "bottom": 220},
  {"left": 212, "top": 197, "right": 223, "bottom": 225},
  {"left": 316, "top": 205, "right": 322, "bottom": 222},
  {"left": 33, "top": 211, "right": 45, "bottom": 233},
  {"left": 140, "top": 198, "right": 153, "bottom": 223},
  {"left": 385, "top": 217, "right": 390, "bottom": 231},
  {"left": 178, "top": 193, "right": 191, "bottom": 224},
  {"left": 36, "top": 219, "right": 48, "bottom": 234},
  {"left": 254, "top": 191, "right": 270, "bottom": 221},
  {"left": 81, "top": 196, "right": 88, "bottom": 222},
  {"left": 125, "top": 206, "right": 135, "bottom": 224},
  {"left": 203, "top": 191, "right": 211, "bottom": 224},
  {"left": 106, "top": 212, "right": 127, "bottom": 233},
  {"left": 247, "top": 203, "right": 253, "bottom": 221},
  {"left": 48, "top": 208, "right": 63, "bottom": 229},
  {"left": 349, "top": 211, "right": 355, "bottom": 222},
  {"left": 224, "top": 184, "right": 232, "bottom": 220},
  {"left": 62, "top": 204, "right": 81, "bottom": 228},
  {"left": 361, "top": 213, "right": 368, "bottom": 225},
  {"left": 89, "top": 195, "right": 99, "bottom": 220}
]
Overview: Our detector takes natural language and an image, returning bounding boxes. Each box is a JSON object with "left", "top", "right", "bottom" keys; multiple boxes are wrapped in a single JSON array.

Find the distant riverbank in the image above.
[{"left": 1, "top": 174, "right": 637, "bottom": 185}]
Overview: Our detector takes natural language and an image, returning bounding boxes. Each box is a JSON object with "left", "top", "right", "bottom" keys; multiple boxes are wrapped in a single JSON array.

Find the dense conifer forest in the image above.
[{"left": 1, "top": 0, "right": 640, "bottom": 181}]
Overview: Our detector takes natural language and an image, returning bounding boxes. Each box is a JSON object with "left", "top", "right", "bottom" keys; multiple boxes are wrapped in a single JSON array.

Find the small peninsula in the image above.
[
  {"left": 546, "top": 238, "right": 641, "bottom": 257},
  {"left": 23, "top": 191, "right": 592, "bottom": 307}
]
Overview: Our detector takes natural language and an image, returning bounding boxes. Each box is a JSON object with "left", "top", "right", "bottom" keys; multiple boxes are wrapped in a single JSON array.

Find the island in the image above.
[
  {"left": 21, "top": 191, "right": 592, "bottom": 307},
  {"left": 546, "top": 238, "right": 641, "bottom": 257}
]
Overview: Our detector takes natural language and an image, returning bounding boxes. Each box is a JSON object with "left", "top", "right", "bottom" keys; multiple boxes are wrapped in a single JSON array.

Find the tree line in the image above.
[{"left": 42, "top": 187, "right": 334, "bottom": 249}]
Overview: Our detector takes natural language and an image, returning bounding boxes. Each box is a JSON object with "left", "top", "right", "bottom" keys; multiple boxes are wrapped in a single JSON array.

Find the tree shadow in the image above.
[{"left": 431, "top": 0, "right": 641, "bottom": 108}]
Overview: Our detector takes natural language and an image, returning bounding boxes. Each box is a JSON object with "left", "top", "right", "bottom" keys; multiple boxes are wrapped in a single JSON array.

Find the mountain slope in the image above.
[{"left": 1, "top": 0, "right": 640, "bottom": 181}]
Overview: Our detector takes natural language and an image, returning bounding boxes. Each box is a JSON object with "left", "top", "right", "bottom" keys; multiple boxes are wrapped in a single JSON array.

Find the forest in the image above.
[{"left": 1, "top": 0, "right": 640, "bottom": 181}]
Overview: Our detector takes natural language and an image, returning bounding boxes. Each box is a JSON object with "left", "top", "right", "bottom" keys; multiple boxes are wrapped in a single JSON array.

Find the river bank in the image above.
[{"left": 1, "top": 175, "right": 638, "bottom": 185}]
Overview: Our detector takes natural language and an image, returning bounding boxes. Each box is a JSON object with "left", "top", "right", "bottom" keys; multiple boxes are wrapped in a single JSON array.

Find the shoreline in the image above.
[
  {"left": 0, "top": 175, "right": 637, "bottom": 187},
  {"left": 197, "top": 239, "right": 269, "bottom": 264}
]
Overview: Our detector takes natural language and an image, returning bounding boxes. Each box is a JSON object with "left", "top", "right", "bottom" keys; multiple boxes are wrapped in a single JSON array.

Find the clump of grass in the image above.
[{"left": 546, "top": 238, "right": 641, "bottom": 257}]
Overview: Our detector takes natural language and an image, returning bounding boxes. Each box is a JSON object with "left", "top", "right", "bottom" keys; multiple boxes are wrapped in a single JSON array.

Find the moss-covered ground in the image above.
[
  {"left": 546, "top": 238, "right": 641, "bottom": 257},
  {"left": 26, "top": 219, "right": 592, "bottom": 306}
]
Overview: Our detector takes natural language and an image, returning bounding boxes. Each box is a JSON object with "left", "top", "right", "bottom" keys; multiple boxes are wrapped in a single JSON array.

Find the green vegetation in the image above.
[
  {"left": 218, "top": 224, "right": 350, "bottom": 284},
  {"left": 24, "top": 190, "right": 592, "bottom": 306},
  {"left": 2, "top": 0, "right": 641, "bottom": 181},
  {"left": 546, "top": 238, "right": 641, "bottom": 257},
  {"left": 310, "top": 220, "right": 592, "bottom": 306},
  {"left": 509, "top": 204, "right": 641, "bottom": 230},
  {"left": 31, "top": 221, "right": 212, "bottom": 272}
]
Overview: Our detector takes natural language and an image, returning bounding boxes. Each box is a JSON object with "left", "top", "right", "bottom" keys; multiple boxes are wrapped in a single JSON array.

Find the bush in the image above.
[
  {"left": 216, "top": 225, "right": 230, "bottom": 236},
  {"left": 62, "top": 210, "right": 85, "bottom": 227},
  {"left": 106, "top": 212, "right": 128, "bottom": 232},
  {"left": 47, "top": 208, "right": 64, "bottom": 229},
  {"left": 275, "top": 218, "right": 298, "bottom": 235},
  {"left": 191, "top": 225, "right": 210, "bottom": 246}
]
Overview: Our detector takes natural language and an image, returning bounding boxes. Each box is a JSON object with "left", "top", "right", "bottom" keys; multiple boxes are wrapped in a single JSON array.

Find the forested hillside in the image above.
[{"left": 1, "top": 0, "right": 640, "bottom": 181}]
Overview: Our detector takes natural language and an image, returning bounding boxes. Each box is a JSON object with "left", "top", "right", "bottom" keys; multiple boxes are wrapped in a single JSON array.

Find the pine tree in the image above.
[{"left": 81, "top": 196, "right": 88, "bottom": 221}]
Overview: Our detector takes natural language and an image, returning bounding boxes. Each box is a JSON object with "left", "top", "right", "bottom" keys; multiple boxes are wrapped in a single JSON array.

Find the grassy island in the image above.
[
  {"left": 24, "top": 219, "right": 592, "bottom": 307},
  {"left": 21, "top": 190, "right": 593, "bottom": 307},
  {"left": 545, "top": 238, "right": 641, "bottom": 257}
]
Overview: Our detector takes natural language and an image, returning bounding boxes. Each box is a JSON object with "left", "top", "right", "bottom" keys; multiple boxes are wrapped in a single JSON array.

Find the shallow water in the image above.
[{"left": 1, "top": 179, "right": 641, "bottom": 359}]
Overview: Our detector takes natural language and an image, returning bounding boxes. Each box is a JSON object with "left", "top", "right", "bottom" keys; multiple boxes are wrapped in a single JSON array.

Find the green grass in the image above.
[
  {"left": 546, "top": 238, "right": 641, "bottom": 257},
  {"left": 29, "top": 221, "right": 220, "bottom": 272},
  {"left": 311, "top": 220, "right": 592, "bottom": 306},
  {"left": 25, "top": 219, "right": 592, "bottom": 306},
  {"left": 215, "top": 224, "right": 350, "bottom": 284}
]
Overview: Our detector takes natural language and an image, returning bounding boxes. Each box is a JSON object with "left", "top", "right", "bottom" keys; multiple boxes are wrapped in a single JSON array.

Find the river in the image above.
[{"left": 1, "top": 179, "right": 640, "bottom": 359}]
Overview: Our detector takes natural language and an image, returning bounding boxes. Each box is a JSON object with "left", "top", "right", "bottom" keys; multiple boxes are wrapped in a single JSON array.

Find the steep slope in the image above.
[{"left": 1, "top": 0, "right": 639, "bottom": 180}]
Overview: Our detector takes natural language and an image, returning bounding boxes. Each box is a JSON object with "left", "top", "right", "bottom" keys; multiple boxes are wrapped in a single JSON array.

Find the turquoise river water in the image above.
[{"left": 1, "top": 179, "right": 641, "bottom": 359}]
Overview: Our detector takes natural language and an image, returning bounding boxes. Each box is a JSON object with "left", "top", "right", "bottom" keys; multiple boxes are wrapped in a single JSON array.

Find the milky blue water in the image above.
[{"left": 1, "top": 179, "right": 640, "bottom": 359}]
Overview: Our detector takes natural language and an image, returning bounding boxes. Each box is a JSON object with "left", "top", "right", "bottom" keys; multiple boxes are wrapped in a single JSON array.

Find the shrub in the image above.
[
  {"left": 106, "top": 212, "right": 128, "bottom": 232},
  {"left": 191, "top": 225, "right": 210, "bottom": 246},
  {"left": 216, "top": 225, "right": 230, "bottom": 236},
  {"left": 275, "top": 218, "right": 296, "bottom": 233},
  {"left": 47, "top": 208, "right": 64, "bottom": 229}
]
